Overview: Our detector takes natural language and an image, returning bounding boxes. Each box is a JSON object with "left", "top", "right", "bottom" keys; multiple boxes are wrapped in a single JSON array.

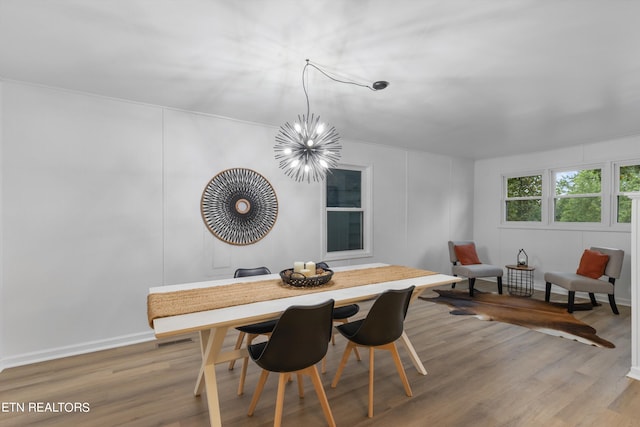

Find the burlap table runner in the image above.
[{"left": 147, "top": 265, "right": 435, "bottom": 327}]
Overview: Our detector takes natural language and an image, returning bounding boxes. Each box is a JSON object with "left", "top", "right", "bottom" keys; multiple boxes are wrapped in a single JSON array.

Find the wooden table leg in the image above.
[
  {"left": 398, "top": 331, "right": 428, "bottom": 376},
  {"left": 194, "top": 327, "right": 228, "bottom": 427}
]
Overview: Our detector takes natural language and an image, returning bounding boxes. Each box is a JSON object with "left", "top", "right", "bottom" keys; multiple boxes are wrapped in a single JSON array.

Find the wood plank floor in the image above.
[{"left": 2, "top": 280, "right": 640, "bottom": 427}]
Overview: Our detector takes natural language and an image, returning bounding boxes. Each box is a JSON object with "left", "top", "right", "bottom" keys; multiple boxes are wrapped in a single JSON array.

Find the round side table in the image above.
[{"left": 505, "top": 265, "right": 535, "bottom": 297}]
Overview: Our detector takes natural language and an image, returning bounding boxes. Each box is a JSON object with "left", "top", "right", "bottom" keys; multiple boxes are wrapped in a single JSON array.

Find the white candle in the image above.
[
  {"left": 300, "top": 268, "right": 312, "bottom": 277},
  {"left": 305, "top": 261, "right": 316, "bottom": 275},
  {"left": 293, "top": 261, "right": 304, "bottom": 273}
]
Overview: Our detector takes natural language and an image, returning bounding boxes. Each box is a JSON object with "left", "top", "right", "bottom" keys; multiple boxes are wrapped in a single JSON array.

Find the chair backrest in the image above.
[
  {"left": 448, "top": 240, "right": 475, "bottom": 264},
  {"left": 346, "top": 286, "right": 415, "bottom": 347},
  {"left": 252, "top": 299, "right": 335, "bottom": 372},
  {"left": 590, "top": 247, "right": 625, "bottom": 279},
  {"left": 234, "top": 266, "right": 271, "bottom": 278}
]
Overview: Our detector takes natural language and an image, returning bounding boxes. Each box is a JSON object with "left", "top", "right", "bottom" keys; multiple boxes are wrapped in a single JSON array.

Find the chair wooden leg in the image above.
[
  {"left": 331, "top": 342, "right": 354, "bottom": 388},
  {"left": 368, "top": 347, "right": 375, "bottom": 418},
  {"left": 545, "top": 282, "right": 552, "bottom": 302},
  {"left": 274, "top": 373, "right": 288, "bottom": 427},
  {"left": 609, "top": 294, "right": 620, "bottom": 315},
  {"left": 248, "top": 369, "right": 269, "bottom": 416},
  {"left": 297, "top": 373, "right": 304, "bottom": 398},
  {"left": 237, "top": 333, "right": 258, "bottom": 395},
  {"left": 567, "top": 291, "right": 576, "bottom": 313},
  {"left": 468, "top": 278, "right": 476, "bottom": 297},
  {"left": 229, "top": 331, "right": 245, "bottom": 370},
  {"left": 589, "top": 292, "right": 601, "bottom": 307},
  {"left": 387, "top": 342, "right": 412, "bottom": 397},
  {"left": 307, "top": 366, "right": 337, "bottom": 427},
  {"left": 497, "top": 276, "right": 503, "bottom": 294}
]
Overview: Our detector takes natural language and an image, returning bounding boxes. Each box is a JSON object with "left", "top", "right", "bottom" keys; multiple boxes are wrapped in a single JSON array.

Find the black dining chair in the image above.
[
  {"left": 316, "top": 262, "right": 362, "bottom": 373},
  {"left": 229, "top": 266, "right": 276, "bottom": 395},
  {"left": 331, "top": 286, "right": 415, "bottom": 418},
  {"left": 247, "top": 299, "right": 336, "bottom": 427}
]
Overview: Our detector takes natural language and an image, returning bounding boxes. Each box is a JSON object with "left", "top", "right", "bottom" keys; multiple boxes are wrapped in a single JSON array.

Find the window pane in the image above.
[
  {"left": 620, "top": 165, "right": 640, "bottom": 192},
  {"left": 618, "top": 195, "right": 632, "bottom": 223},
  {"left": 327, "top": 211, "right": 363, "bottom": 251},
  {"left": 554, "top": 197, "right": 601, "bottom": 222},
  {"left": 507, "top": 175, "right": 542, "bottom": 197},
  {"left": 555, "top": 169, "right": 601, "bottom": 195},
  {"left": 327, "top": 169, "right": 361, "bottom": 208},
  {"left": 506, "top": 200, "right": 541, "bottom": 221}
]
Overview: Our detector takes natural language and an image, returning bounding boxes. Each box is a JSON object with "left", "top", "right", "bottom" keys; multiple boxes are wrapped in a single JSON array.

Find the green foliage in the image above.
[
  {"left": 507, "top": 175, "right": 542, "bottom": 198},
  {"left": 618, "top": 165, "right": 640, "bottom": 223},
  {"left": 554, "top": 169, "right": 601, "bottom": 222},
  {"left": 506, "top": 175, "right": 542, "bottom": 221}
]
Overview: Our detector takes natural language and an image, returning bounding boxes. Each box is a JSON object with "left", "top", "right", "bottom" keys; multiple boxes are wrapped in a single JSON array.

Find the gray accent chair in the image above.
[
  {"left": 544, "top": 246, "right": 624, "bottom": 314},
  {"left": 448, "top": 241, "right": 503, "bottom": 297}
]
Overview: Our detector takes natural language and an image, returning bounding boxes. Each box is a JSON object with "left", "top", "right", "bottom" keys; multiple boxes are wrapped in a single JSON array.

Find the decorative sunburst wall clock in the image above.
[{"left": 200, "top": 168, "right": 278, "bottom": 245}]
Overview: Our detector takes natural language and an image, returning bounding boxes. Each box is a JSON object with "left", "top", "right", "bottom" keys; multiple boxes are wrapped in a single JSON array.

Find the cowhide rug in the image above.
[{"left": 420, "top": 289, "right": 614, "bottom": 348}]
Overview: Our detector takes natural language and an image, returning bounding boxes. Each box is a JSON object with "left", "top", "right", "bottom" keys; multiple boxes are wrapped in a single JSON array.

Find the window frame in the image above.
[
  {"left": 550, "top": 165, "right": 607, "bottom": 226},
  {"left": 502, "top": 171, "right": 544, "bottom": 225},
  {"left": 500, "top": 160, "right": 640, "bottom": 231},
  {"left": 322, "top": 164, "right": 372, "bottom": 261},
  {"left": 614, "top": 160, "right": 640, "bottom": 226}
]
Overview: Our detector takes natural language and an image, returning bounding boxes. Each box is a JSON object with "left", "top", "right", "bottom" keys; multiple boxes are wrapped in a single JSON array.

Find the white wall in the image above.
[
  {"left": 0, "top": 81, "right": 473, "bottom": 369},
  {"left": 474, "top": 136, "right": 640, "bottom": 305}
]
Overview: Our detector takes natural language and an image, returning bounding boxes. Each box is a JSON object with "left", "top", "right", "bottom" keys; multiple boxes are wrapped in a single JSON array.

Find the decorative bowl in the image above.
[{"left": 280, "top": 268, "right": 334, "bottom": 288}]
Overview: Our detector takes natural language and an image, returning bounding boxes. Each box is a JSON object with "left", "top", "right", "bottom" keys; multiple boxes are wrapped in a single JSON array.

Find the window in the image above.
[
  {"left": 324, "top": 166, "right": 371, "bottom": 260},
  {"left": 553, "top": 168, "right": 602, "bottom": 223},
  {"left": 504, "top": 174, "right": 542, "bottom": 222},
  {"left": 615, "top": 163, "right": 640, "bottom": 223}
]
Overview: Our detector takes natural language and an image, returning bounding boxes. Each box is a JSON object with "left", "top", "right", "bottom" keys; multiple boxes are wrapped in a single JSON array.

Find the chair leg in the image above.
[
  {"left": 307, "top": 366, "right": 337, "bottom": 427},
  {"left": 589, "top": 293, "right": 601, "bottom": 307},
  {"left": 248, "top": 369, "right": 270, "bottom": 416},
  {"left": 468, "top": 278, "right": 476, "bottom": 297},
  {"left": 238, "top": 333, "right": 258, "bottom": 395},
  {"left": 497, "top": 276, "right": 503, "bottom": 294},
  {"left": 387, "top": 342, "right": 412, "bottom": 397},
  {"left": 331, "top": 341, "right": 355, "bottom": 388},
  {"left": 297, "top": 373, "right": 304, "bottom": 398},
  {"left": 545, "top": 282, "right": 552, "bottom": 302},
  {"left": 229, "top": 331, "right": 246, "bottom": 370},
  {"left": 451, "top": 273, "right": 458, "bottom": 288},
  {"left": 608, "top": 294, "right": 620, "bottom": 315},
  {"left": 273, "top": 373, "right": 288, "bottom": 427},
  {"left": 368, "top": 347, "right": 375, "bottom": 418},
  {"left": 567, "top": 291, "right": 576, "bottom": 313}
]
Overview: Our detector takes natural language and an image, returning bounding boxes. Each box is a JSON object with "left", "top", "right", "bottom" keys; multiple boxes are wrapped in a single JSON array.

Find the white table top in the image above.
[{"left": 150, "top": 263, "right": 461, "bottom": 338}]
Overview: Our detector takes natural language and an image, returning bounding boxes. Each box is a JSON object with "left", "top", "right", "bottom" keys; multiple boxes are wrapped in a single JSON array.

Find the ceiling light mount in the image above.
[{"left": 274, "top": 60, "right": 388, "bottom": 183}]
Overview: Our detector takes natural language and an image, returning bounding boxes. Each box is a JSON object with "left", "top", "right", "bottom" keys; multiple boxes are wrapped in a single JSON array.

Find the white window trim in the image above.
[
  {"left": 550, "top": 164, "right": 607, "bottom": 226},
  {"left": 613, "top": 160, "right": 640, "bottom": 229},
  {"left": 501, "top": 171, "right": 544, "bottom": 226},
  {"left": 321, "top": 164, "right": 373, "bottom": 261},
  {"left": 500, "top": 160, "right": 640, "bottom": 232}
]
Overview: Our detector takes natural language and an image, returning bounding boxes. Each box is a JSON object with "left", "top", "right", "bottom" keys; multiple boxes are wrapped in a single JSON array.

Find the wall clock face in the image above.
[{"left": 201, "top": 168, "right": 278, "bottom": 245}]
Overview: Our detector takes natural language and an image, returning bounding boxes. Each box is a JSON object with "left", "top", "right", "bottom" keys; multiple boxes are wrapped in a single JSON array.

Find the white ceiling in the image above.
[{"left": 1, "top": 0, "right": 639, "bottom": 159}]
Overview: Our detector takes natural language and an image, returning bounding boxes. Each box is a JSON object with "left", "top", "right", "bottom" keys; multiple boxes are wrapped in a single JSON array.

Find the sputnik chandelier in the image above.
[{"left": 274, "top": 59, "right": 388, "bottom": 183}]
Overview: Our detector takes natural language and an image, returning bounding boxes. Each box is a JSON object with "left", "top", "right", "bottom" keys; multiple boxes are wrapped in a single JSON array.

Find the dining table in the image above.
[{"left": 147, "top": 263, "right": 462, "bottom": 426}]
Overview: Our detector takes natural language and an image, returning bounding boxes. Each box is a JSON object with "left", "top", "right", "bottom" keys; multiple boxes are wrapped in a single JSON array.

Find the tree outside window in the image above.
[
  {"left": 505, "top": 174, "right": 542, "bottom": 222},
  {"left": 617, "top": 164, "right": 640, "bottom": 223},
  {"left": 554, "top": 168, "right": 602, "bottom": 223}
]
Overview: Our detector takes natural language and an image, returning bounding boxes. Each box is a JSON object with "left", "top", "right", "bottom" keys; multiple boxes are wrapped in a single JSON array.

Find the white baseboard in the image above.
[
  {"left": 0, "top": 330, "right": 156, "bottom": 373},
  {"left": 627, "top": 366, "right": 640, "bottom": 381}
]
